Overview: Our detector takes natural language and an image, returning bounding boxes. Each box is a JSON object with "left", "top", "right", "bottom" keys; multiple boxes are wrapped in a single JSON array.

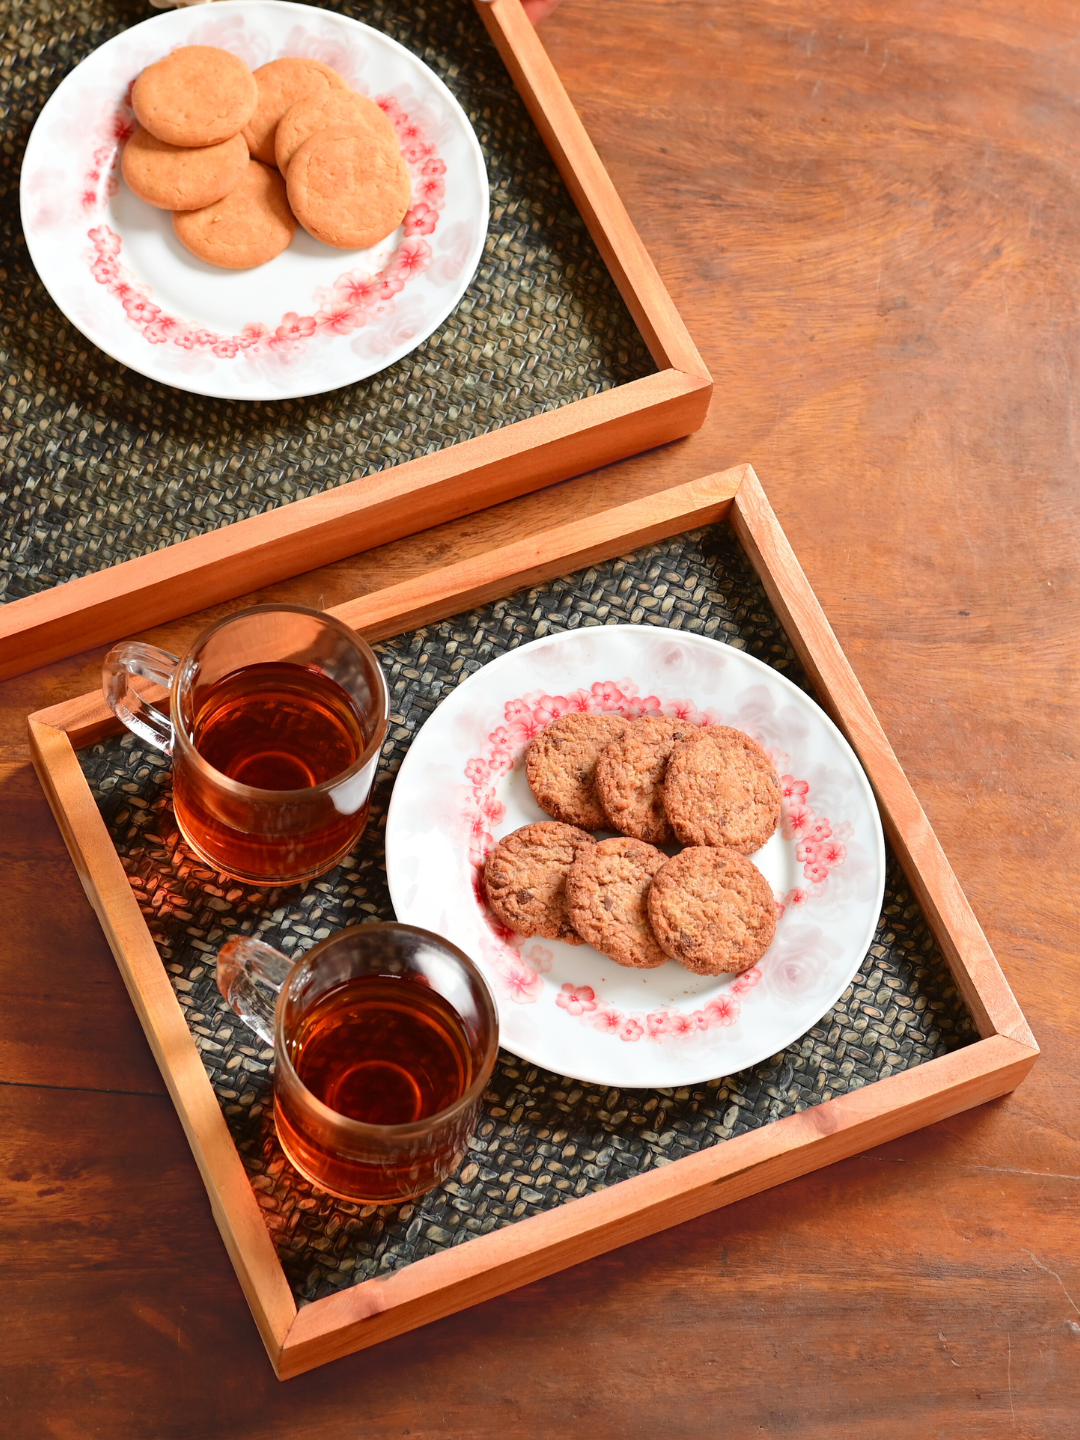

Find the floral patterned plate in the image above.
[
  {"left": 385, "top": 625, "right": 886, "bottom": 1089},
  {"left": 19, "top": 0, "right": 488, "bottom": 401}
]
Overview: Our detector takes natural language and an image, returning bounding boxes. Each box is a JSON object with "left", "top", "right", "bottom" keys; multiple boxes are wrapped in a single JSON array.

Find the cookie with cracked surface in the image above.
[
  {"left": 663, "top": 725, "right": 781, "bottom": 853},
  {"left": 566, "top": 837, "right": 670, "bottom": 969},
  {"left": 172, "top": 159, "right": 296, "bottom": 270},
  {"left": 482, "top": 822, "right": 596, "bottom": 944},
  {"left": 286, "top": 126, "right": 410, "bottom": 250},
  {"left": 243, "top": 58, "right": 349, "bottom": 166},
  {"left": 121, "top": 126, "right": 248, "bottom": 211},
  {"left": 525, "top": 713, "right": 631, "bottom": 830},
  {"left": 595, "top": 715, "right": 703, "bottom": 843},
  {"left": 648, "top": 846, "right": 777, "bottom": 975},
  {"left": 132, "top": 46, "right": 257, "bottom": 148}
]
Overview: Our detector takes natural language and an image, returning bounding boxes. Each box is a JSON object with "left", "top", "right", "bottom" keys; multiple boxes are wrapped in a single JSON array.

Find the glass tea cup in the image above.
[
  {"left": 102, "top": 604, "right": 389, "bottom": 886},
  {"left": 216, "top": 923, "right": 499, "bottom": 1204}
]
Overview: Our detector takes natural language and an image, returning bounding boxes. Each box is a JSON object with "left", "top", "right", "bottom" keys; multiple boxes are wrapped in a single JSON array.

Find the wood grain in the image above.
[{"left": 2, "top": 0, "right": 1077, "bottom": 1430}]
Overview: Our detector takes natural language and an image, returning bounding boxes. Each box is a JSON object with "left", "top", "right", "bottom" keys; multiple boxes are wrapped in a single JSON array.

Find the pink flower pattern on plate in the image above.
[
  {"left": 82, "top": 94, "right": 446, "bottom": 363},
  {"left": 466, "top": 680, "right": 853, "bottom": 1041}
]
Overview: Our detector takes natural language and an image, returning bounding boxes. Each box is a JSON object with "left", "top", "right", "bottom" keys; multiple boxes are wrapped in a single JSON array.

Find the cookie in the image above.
[
  {"left": 285, "top": 126, "right": 411, "bottom": 250},
  {"left": 525, "top": 714, "right": 630, "bottom": 830},
  {"left": 132, "top": 46, "right": 258, "bottom": 148},
  {"left": 663, "top": 725, "right": 781, "bottom": 853},
  {"left": 648, "top": 847, "right": 777, "bottom": 975},
  {"left": 566, "top": 837, "right": 670, "bottom": 969},
  {"left": 274, "top": 90, "right": 399, "bottom": 173},
  {"left": 243, "top": 58, "right": 349, "bottom": 166},
  {"left": 595, "top": 715, "right": 703, "bottom": 843},
  {"left": 482, "top": 822, "right": 596, "bottom": 944},
  {"left": 121, "top": 126, "right": 248, "bottom": 211},
  {"left": 172, "top": 160, "right": 297, "bottom": 270}
]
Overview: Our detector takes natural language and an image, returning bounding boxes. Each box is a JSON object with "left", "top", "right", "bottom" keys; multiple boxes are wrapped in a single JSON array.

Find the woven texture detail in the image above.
[
  {"left": 0, "top": 0, "right": 654, "bottom": 601},
  {"left": 78, "top": 524, "right": 978, "bottom": 1307}
]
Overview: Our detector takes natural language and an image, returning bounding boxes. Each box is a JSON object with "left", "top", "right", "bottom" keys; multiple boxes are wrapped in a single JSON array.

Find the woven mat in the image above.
[
  {"left": 0, "top": 0, "right": 654, "bottom": 603},
  {"left": 78, "top": 523, "right": 977, "bottom": 1307}
]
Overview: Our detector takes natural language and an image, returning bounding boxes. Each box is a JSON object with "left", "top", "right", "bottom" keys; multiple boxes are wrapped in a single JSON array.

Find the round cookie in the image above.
[
  {"left": 525, "top": 714, "right": 631, "bottom": 830},
  {"left": 132, "top": 46, "right": 258, "bottom": 148},
  {"left": 172, "top": 160, "right": 297, "bottom": 270},
  {"left": 121, "top": 126, "right": 248, "bottom": 211},
  {"left": 286, "top": 126, "right": 410, "bottom": 249},
  {"left": 566, "top": 837, "right": 669, "bottom": 969},
  {"left": 663, "top": 725, "right": 781, "bottom": 853},
  {"left": 595, "top": 715, "right": 703, "bottom": 843},
  {"left": 648, "top": 847, "right": 777, "bottom": 975},
  {"left": 243, "top": 58, "right": 349, "bottom": 166},
  {"left": 274, "top": 90, "right": 398, "bottom": 173},
  {"left": 482, "top": 822, "right": 596, "bottom": 944}
]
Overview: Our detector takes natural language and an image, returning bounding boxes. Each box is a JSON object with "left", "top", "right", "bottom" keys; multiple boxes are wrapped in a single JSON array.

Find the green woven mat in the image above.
[
  {"left": 78, "top": 523, "right": 977, "bottom": 1307},
  {"left": 1, "top": 0, "right": 655, "bottom": 602}
]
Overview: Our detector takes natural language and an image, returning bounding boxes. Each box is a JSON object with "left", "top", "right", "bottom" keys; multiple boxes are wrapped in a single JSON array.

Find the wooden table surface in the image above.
[{"left": 4, "top": 1, "right": 1078, "bottom": 1435}]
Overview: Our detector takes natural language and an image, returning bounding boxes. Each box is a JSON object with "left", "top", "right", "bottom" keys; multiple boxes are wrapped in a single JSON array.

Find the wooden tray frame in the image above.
[
  {"left": 0, "top": 0, "right": 712, "bottom": 684},
  {"left": 27, "top": 464, "right": 1038, "bottom": 1379}
]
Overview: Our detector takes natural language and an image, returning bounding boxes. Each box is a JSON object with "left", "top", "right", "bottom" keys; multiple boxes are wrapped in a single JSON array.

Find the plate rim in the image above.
[
  {"left": 385, "top": 621, "right": 888, "bottom": 1089},
  {"left": 19, "top": 0, "right": 490, "bottom": 402}
]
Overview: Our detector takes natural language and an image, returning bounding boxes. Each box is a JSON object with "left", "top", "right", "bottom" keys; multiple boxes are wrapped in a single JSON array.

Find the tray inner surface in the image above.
[
  {"left": 1, "top": 0, "right": 655, "bottom": 602},
  {"left": 78, "top": 525, "right": 978, "bottom": 1307}
]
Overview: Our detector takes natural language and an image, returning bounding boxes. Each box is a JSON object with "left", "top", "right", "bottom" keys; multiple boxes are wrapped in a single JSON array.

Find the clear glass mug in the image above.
[
  {"left": 217, "top": 923, "right": 499, "bottom": 1203},
  {"left": 103, "top": 604, "right": 389, "bottom": 886}
]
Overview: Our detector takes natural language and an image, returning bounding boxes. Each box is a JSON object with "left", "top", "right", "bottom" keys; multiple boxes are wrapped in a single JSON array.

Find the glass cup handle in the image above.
[
  {"left": 216, "top": 937, "right": 294, "bottom": 1048},
  {"left": 102, "top": 641, "right": 180, "bottom": 754}
]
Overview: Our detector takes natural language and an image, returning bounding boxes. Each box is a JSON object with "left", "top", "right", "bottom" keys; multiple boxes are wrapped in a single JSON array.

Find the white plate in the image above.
[
  {"left": 385, "top": 625, "right": 887, "bottom": 1089},
  {"left": 19, "top": 0, "right": 488, "bottom": 401}
]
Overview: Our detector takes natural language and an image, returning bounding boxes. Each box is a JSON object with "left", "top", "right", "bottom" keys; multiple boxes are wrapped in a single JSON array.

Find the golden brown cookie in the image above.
[
  {"left": 274, "top": 90, "right": 399, "bottom": 173},
  {"left": 663, "top": 726, "right": 781, "bottom": 854},
  {"left": 595, "top": 715, "right": 704, "bottom": 844},
  {"left": 172, "top": 160, "right": 296, "bottom": 270},
  {"left": 285, "top": 126, "right": 410, "bottom": 250},
  {"left": 243, "top": 58, "right": 349, "bottom": 166},
  {"left": 482, "top": 822, "right": 596, "bottom": 944},
  {"left": 566, "top": 837, "right": 670, "bottom": 969},
  {"left": 525, "top": 714, "right": 630, "bottom": 830},
  {"left": 132, "top": 46, "right": 258, "bottom": 148},
  {"left": 648, "top": 847, "right": 777, "bottom": 975},
  {"left": 121, "top": 126, "right": 248, "bottom": 211}
]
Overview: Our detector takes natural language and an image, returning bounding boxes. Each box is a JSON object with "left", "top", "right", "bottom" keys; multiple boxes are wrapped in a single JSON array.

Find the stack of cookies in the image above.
[
  {"left": 483, "top": 716, "right": 782, "bottom": 977},
  {"left": 121, "top": 46, "right": 410, "bottom": 269}
]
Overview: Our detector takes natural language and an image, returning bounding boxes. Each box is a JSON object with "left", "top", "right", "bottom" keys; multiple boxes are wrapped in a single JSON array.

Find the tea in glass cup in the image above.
[
  {"left": 216, "top": 924, "right": 499, "bottom": 1203},
  {"left": 102, "top": 605, "right": 389, "bottom": 886}
]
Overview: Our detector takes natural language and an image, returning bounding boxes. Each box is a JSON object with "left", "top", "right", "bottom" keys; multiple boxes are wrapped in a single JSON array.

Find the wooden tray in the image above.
[
  {"left": 0, "top": 0, "right": 711, "bottom": 684},
  {"left": 27, "top": 464, "right": 1036, "bottom": 1377}
]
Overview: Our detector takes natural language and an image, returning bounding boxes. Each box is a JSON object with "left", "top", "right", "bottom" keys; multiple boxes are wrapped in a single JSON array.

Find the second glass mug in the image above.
[{"left": 103, "top": 604, "right": 389, "bottom": 886}]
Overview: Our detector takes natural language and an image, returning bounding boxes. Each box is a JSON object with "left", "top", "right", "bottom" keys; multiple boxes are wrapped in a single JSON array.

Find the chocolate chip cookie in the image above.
[
  {"left": 648, "top": 846, "right": 777, "bottom": 975},
  {"left": 482, "top": 822, "right": 596, "bottom": 944},
  {"left": 566, "top": 836, "right": 670, "bottom": 968},
  {"left": 595, "top": 715, "right": 703, "bottom": 843},
  {"left": 525, "top": 714, "right": 630, "bottom": 829},
  {"left": 663, "top": 725, "right": 781, "bottom": 853}
]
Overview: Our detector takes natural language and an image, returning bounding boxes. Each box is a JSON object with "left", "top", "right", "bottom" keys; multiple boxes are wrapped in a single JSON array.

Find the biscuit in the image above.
[
  {"left": 274, "top": 90, "right": 399, "bottom": 174},
  {"left": 121, "top": 126, "right": 248, "bottom": 211},
  {"left": 566, "top": 837, "right": 670, "bottom": 969},
  {"left": 285, "top": 126, "right": 410, "bottom": 250},
  {"left": 172, "top": 160, "right": 296, "bottom": 270},
  {"left": 595, "top": 715, "right": 703, "bottom": 844},
  {"left": 482, "top": 822, "right": 596, "bottom": 944},
  {"left": 243, "top": 58, "right": 349, "bottom": 166},
  {"left": 132, "top": 46, "right": 258, "bottom": 148},
  {"left": 525, "top": 714, "right": 630, "bottom": 830},
  {"left": 648, "top": 847, "right": 777, "bottom": 975},
  {"left": 663, "top": 726, "right": 781, "bottom": 853}
]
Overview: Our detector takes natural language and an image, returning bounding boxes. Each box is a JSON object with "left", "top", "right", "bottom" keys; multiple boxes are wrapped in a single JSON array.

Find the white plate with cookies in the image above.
[
  {"left": 385, "top": 624, "right": 886, "bottom": 1089},
  {"left": 20, "top": 0, "right": 488, "bottom": 401}
]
